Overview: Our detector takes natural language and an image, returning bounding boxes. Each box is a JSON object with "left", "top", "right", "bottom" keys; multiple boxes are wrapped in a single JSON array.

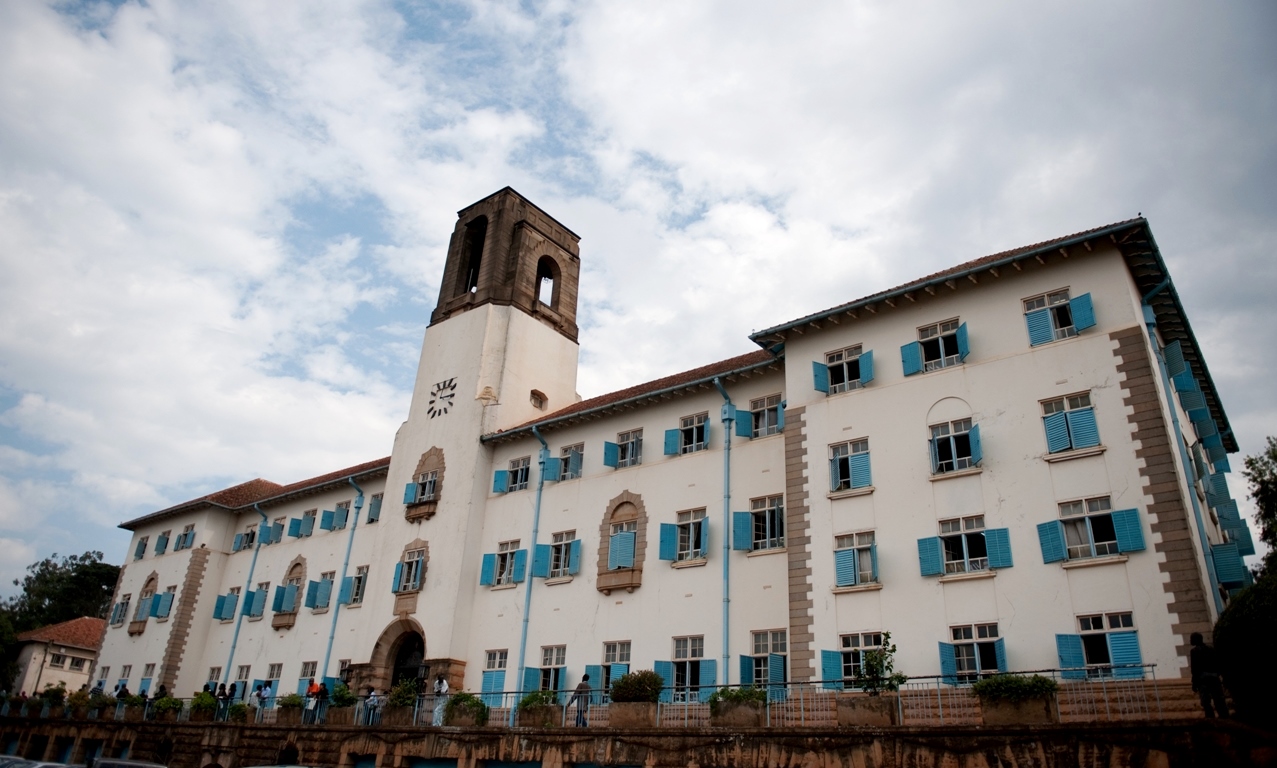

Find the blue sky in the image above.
[{"left": 0, "top": 0, "right": 1274, "bottom": 593}]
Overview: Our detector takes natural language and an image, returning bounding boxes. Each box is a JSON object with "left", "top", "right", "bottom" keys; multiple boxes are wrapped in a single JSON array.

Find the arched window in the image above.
[
  {"left": 456, "top": 216, "right": 488, "bottom": 296},
  {"left": 536, "top": 256, "right": 559, "bottom": 308}
]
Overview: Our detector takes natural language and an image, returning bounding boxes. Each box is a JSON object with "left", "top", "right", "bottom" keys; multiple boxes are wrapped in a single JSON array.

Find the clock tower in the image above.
[{"left": 363, "top": 188, "right": 583, "bottom": 690}]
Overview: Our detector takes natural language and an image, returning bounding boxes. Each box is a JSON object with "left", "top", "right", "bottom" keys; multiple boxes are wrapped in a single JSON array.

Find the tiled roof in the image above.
[
  {"left": 485, "top": 349, "right": 778, "bottom": 442},
  {"left": 17, "top": 617, "right": 107, "bottom": 651}
]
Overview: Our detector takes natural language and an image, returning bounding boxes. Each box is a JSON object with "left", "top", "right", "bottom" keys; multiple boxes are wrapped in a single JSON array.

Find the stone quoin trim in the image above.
[
  {"left": 159, "top": 546, "right": 209, "bottom": 690},
  {"left": 783, "top": 406, "right": 815, "bottom": 681}
]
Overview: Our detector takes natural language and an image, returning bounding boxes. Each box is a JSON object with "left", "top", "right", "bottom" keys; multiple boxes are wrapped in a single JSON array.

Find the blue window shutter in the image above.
[
  {"left": 777, "top": 402, "right": 785, "bottom": 432},
  {"left": 736, "top": 412, "right": 754, "bottom": 438},
  {"left": 134, "top": 540, "right": 145, "bottom": 560},
  {"left": 1037, "top": 521, "right": 1067, "bottom": 563},
  {"left": 1213, "top": 542, "right": 1245, "bottom": 583},
  {"left": 1186, "top": 407, "right": 1210, "bottom": 425},
  {"left": 1069, "top": 293, "right": 1095, "bottom": 331},
  {"left": 512, "top": 549, "right": 527, "bottom": 583},
  {"left": 522, "top": 666, "right": 541, "bottom": 694},
  {"left": 812, "top": 361, "right": 830, "bottom": 393},
  {"left": 938, "top": 643, "right": 958, "bottom": 685},
  {"left": 1209, "top": 472, "right": 1230, "bottom": 502},
  {"left": 532, "top": 544, "right": 551, "bottom": 578},
  {"left": 985, "top": 528, "right": 1013, "bottom": 569},
  {"left": 233, "top": 534, "right": 244, "bottom": 552},
  {"left": 1108, "top": 631, "right": 1144, "bottom": 679},
  {"left": 917, "top": 537, "right": 944, "bottom": 576},
  {"left": 271, "top": 522, "right": 283, "bottom": 542},
  {"left": 829, "top": 456, "right": 842, "bottom": 491},
  {"left": 271, "top": 586, "right": 286, "bottom": 613},
  {"left": 1111, "top": 509, "right": 1146, "bottom": 553},
  {"left": 585, "top": 664, "right": 602, "bottom": 704},
  {"left": 320, "top": 510, "right": 334, "bottom": 531},
  {"left": 702, "top": 422, "right": 711, "bottom": 449},
  {"left": 653, "top": 661, "right": 674, "bottom": 703},
  {"left": 288, "top": 518, "right": 302, "bottom": 538},
  {"left": 569, "top": 449, "right": 583, "bottom": 476},
  {"left": 148, "top": 595, "right": 162, "bottom": 618},
  {"left": 137, "top": 595, "right": 151, "bottom": 619},
  {"left": 284, "top": 585, "right": 297, "bottom": 611},
  {"left": 658, "top": 523, "right": 677, "bottom": 561},
  {"left": 252, "top": 589, "right": 267, "bottom": 617},
  {"left": 1179, "top": 388, "right": 1206, "bottom": 411},
  {"left": 834, "top": 548, "right": 858, "bottom": 587},
  {"left": 1228, "top": 521, "right": 1255, "bottom": 556},
  {"left": 367, "top": 495, "right": 382, "bottom": 522},
  {"left": 859, "top": 349, "right": 874, "bottom": 385},
  {"left": 403, "top": 482, "right": 417, "bottom": 505},
  {"left": 568, "top": 539, "right": 581, "bottom": 575},
  {"left": 479, "top": 554, "right": 495, "bottom": 586},
  {"left": 929, "top": 438, "right": 939, "bottom": 474},
  {"left": 603, "top": 441, "right": 619, "bottom": 468},
  {"left": 259, "top": 522, "right": 271, "bottom": 542},
  {"left": 1206, "top": 441, "right": 1226, "bottom": 464},
  {"left": 492, "top": 470, "right": 509, "bottom": 494},
  {"left": 1025, "top": 308, "right": 1054, "bottom": 346},
  {"left": 484, "top": 670, "right": 505, "bottom": 707},
  {"left": 849, "top": 452, "right": 872, "bottom": 488},
  {"left": 698, "top": 658, "right": 717, "bottom": 703},
  {"left": 391, "top": 562, "right": 404, "bottom": 593},
  {"left": 901, "top": 341, "right": 922, "bottom": 376},
  {"left": 301, "top": 515, "right": 315, "bottom": 536},
  {"left": 738, "top": 655, "right": 754, "bottom": 686},
  {"left": 156, "top": 535, "right": 168, "bottom": 554},
  {"left": 1163, "top": 340, "right": 1186, "bottom": 377},
  {"left": 222, "top": 593, "right": 238, "bottom": 620},
  {"left": 338, "top": 577, "right": 353, "bottom": 605},
  {"left": 994, "top": 638, "right": 1007, "bottom": 673},
  {"left": 334, "top": 507, "right": 347, "bottom": 529},
  {"left": 318, "top": 579, "right": 332, "bottom": 608},
  {"left": 1172, "top": 369, "right": 1196, "bottom": 392},
  {"left": 1216, "top": 499, "right": 1239, "bottom": 522},
  {"left": 543, "top": 457, "right": 561, "bottom": 481},
  {"left": 214, "top": 595, "right": 226, "bottom": 619},
  {"left": 870, "top": 543, "right": 878, "bottom": 582},
  {"left": 1066, "top": 408, "right": 1100, "bottom": 449},
  {"left": 699, "top": 517, "right": 710, "bottom": 558},
  {"left": 609, "top": 531, "right": 636, "bottom": 569},
  {"left": 1043, "top": 412, "right": 1071, "bottom": 453},
  {"left": 239, "top": 593, "right": 251, "bottom": 617},
  {"left": 956, "top": 322, "right": 970, "bottom": 361},
  {"left": 1056, "top": 634, "right": 1087, "bottom": 680},
  {"left": 162, "top": 592, "right": 175, "bottom": 617},
  {"left": 767, "top": 653, "right": 786, "bottom": 702},
  {"left": 968, "top": 424, "right": 983, "bottom": 466},
  {"left": 664, "top": 429, "right": 680, "bottom": 456},
  {"left": 732, "top": 511, "right": 753, "bottom": 551},
  {"left": 305, "top": 581, "right": 319, "bottom": 609},
  {"left": 820, "top": 650, "right": 844, "bottom": 690}
]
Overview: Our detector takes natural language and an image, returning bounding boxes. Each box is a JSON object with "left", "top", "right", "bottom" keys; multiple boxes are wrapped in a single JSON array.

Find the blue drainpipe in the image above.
[
  {"left": 223, "top": 503, "right": 269, "bottom": 687},
  {"left": 511, "top": 426, "right": 550, "bottom": 725},
  {"left": 712, "top": 378, "right": 734, "bottom": 685},
  {"left": 321, "top": 478, "right": 364, "bottom": 684}
]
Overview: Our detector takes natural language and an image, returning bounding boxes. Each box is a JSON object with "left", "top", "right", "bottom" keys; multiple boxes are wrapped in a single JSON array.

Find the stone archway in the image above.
[{"left": 361, "top": 618, "right": 426, "bottom": 694}]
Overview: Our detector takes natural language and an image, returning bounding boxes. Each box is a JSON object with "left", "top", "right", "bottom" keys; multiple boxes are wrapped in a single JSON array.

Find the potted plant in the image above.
[
  {"left": 971, "top": 674, "right": 1059, "bottom": 726},
  {"left": 516, "top": 689, "right": 563, "bottom": 728},
  {"left": 381, "top": 680, "right": 418, "bottom": 726},
  {"left": 707, "top": 686, "right": 767, "bottom": 728},
  {"left": 151, "top": 696, "right": 184, "bottom": 722},
  {"left": 67, "top": 688, "right": 91, "bottom": 719},
  {"left": 121, "top": 693, "right": 147, "bottom": 721},
  {"left": 443, "top": 691, "right": 489, "bottom": 727},
  {"left": 189, "top": 691, "right": 218, "bottom": 722},
  {"left": 276, "top": 693, "right": 305, "bottom": 725},
  {"left": 608, "top": 670, "right": 662, "bottom": 728},
  {"left": 40, "top": 683, "right": 68, "bottom": 717},
  {"left": 88, "top": 691, "right": 117, "bottom": 719},
  {"left": 324, "top": 683, "right": 357, "bottom": 725},
  {"left": 838, "top": 631, "right": 908, "bottom": 726},
  {"left": 228, "top": 702, "right": 249, "bottom": 723}
]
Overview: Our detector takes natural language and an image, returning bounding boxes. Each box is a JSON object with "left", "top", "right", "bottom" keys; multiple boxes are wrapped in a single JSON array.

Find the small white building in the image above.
[
  {"left": 13, "top": 617, "right": 105, "bottom": 697},
  {"left": 97, "top": 188, "right": 1252, "bottom": 703}
]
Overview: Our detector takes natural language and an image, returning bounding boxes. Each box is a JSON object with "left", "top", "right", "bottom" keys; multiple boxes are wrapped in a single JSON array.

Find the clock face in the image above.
[{"left": 428, "top": 378, "right": 457, "bottom": 418}]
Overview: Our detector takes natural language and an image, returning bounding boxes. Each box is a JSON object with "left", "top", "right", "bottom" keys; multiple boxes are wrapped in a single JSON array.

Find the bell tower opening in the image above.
[
  {"left": 457, "top": 216, "right": 488, "bottom": 296},
  {"left": 536, "top": 255, "right": 559, "bottom": 308}
]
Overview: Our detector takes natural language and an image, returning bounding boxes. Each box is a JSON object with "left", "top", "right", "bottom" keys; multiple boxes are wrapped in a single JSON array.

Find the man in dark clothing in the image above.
[
  {"left": 1190, "top": 632, "right": 1228, "bottom": 718},
  {"left": 567, "top": 673, "right": 592, "bottom": 727}
]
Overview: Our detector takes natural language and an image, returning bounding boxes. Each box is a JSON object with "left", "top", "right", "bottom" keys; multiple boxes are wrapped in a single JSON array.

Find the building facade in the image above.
[
  {"left": 97, "top": 188, "right": 1253, "bottom": 703},
  {"left": 13, "top": 617, "right": 105, "bottom": 697}
]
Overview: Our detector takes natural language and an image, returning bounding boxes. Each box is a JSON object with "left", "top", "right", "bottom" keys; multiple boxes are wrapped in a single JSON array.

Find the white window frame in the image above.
[
  {"left": 931, "top": 418, "right": 974, "bottom": 474},
  {"left": 950, "top": 623, "right": 999, "bottom": 681},
  {"left": 603, "top": 640, "right": 631, "bottom": 690},
  {"left": 749, "top": 394, "right": 783, "bottom": 437},
  {"left": 940, "top": 515, "right": 987, "bottom": 574},
  {"left": 50, "top": 654, "right": 66, "bottom": 668},
  {"left": 825, "top": 345, "right": 866, "bottom": 393},
  {"left": 676, "top": 509, "right": 707, "bottom": 561},
  {"left": 1078, "top": 612, "right": 1135, "bottom": 676},
  {"left": 300, "top": 661, "right": 317, "bottom": 679},
  {"left": 751, "top": 630, "right": 788, "bottom": 683},
  {"left": 540, "top": 645, "right": 566, "bottom": 691},
  {"left": 829, "top": 439, "right": 869, "bottom": 491},
  {"left": 617, "top": 429, "right": 643, "bottom": 468},
  {"left": 672, "top": 635, "right": 704, "bottom": 703},
  {"left": 399, "top": 549, "right": 425, "bottom": 592},
  {"left": 839, "top": 632, "right": 884, "bottom": 680},
  {"left": 1023, "top": 289, "right": 1076, "bottom": 340},
  {"left": 834, "top": 531, "right": 877, "bottom": 584},
  {"left": 919, "top": 319, "right": 962, "bottom": 371},
  {"left": 680, "top": 413, "right": 709, "bottom": 454},
  {"left": 351, "top": 565, "right": 368, "bottom": 604},
  {"left": 69, "top": 657, "right": 86, "bottom": 671},
  {"left": 302, "top": 508, "right": 317, "bottom": 536},
  {"left": 508, "top": 457, "right": 531, "bottom": 492},
  {"left": 750, "top": 495, "right": 785, "bottom": 551},
  {"left": 496, "top": 540, "right": 520, "bottom": 586},
  {"left": 486, "top": 650, "right": 508, "bottom": 670},
  {"left": 267, "top": 662, "right": 283, "bottom": 681},
  {"left": 559, "top": 444, "right": 583, "bottom": 481},
  {"left": 550, "top": 530, "right": 575, "bottom": 578},
  {"left": 1059, "top": 496, "right": 1119, "bottom": 560}
]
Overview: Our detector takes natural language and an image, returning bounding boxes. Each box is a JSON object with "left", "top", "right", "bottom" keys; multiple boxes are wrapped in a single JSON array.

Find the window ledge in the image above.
[
  {"left": 345, "top": 602, "right": 362, "bottom": 609},
  {"left": 929, "top": 467, "right": 983, "bottom": 483},
  {"left": 746, "top": 547, "right": 787, "bottom": 558},
  {"left": 671, "top": 558, "right": 708, "bottom": 569},
  {"left": 828, "top": 486, "right": 875, "bottom": 500},
  {"left": 490, "top": 582, "right": 518, "bottom": 591},
  {"left": 938, "top": 570, "right": 996, "bottom": 583},
  {"left": 312, "top": 607, "right": 329, "bottom": 616},
  {"left": 832, "top": 582, "right": 883, "bottom": 594},
  {"left": 1044, "top": 446, "right": 1107, "bottom": 463},
  {"left": 247, "top": 615, "right": 262, "bottom": 622},
  {"left": 156, "top": 617, "right": 169, "bottom": 624},
  {"left": 1061, "top": 554, "right": 1129, "bottom": 570},
  {"left": 545, "top": 575, "right": 574, "bottom": 585}
]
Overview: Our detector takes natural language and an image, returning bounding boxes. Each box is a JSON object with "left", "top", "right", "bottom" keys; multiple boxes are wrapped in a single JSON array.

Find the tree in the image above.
[{"left": 1241, "top": 436, "right": 1277, "bottom": 579}]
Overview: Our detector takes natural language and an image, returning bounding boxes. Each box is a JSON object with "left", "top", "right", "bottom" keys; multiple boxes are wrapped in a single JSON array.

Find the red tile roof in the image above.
[{"left": 17, "top": 617, "right": 107, "bottom": 651}]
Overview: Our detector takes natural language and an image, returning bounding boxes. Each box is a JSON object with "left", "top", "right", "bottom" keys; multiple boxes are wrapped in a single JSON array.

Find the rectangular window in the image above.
[
  {"left": 834, "top": 531, "right": 877, "bottom": 584},
  {"left": 486, "top": 650, "right": 508, "bottom": 670},
  {"left": 611, "top": 520, "right": 637, "bottom": 535},
  {"left": 931, "top": 418, "right": 974, "bottom": 473},
  {"left": 750, "top": 495, "right": 785, "bottom": 551},
  {"left": 1079, "top": 612, "right": 1136, "bottom": 675},
  {"left": 221, "top": 587, "right": 240, "bottom": 622},
  {"left": 559, "top": 444, "right": 584, "bottom": 480},
  {"left": 603, "top": 640, "right": 631, "bottom": 690},
  {"left": 672, "top": 636, "right": 704, "bottom": 703},
  {"left": 351, "top": 565, "right": 368, "bottom": 604},
  {"left": 508, "top": 457, "right": 531, "bottom": 492},
  {"left": 368, "top": 492, "right": 384, "bottom": 522},
  {"left": 115, "top": 595, "right": 132, "bottom": 626},
  {"left": 940, "top": 515, "right": 987, "bottom": 574},
  {"left": 206, "top": 666, "right": 219, "bottom": 684},
  {"left": 750, "top": 394, "right": 783, "bottom": 437},
  {"left": 338, "top": 660, "right": 351, "bottom": 682},
  {"left": 676, "top": 509, "right": 707, "bottom": 561},
  {"left": 98, "top": 667, "right": 110, "bottom": 684},
  {"left": 400, "top": 550, "right": 425, "bottom": 592},
  {"left": 242, "top": 525, "right": 257, "bottom": 549},
  {"left": 177, "top": 524, "right": 195, "bottom": 550},
  {"left": 134, "top": 536, "right": 148, "bottom": 561},
  {"left": 416, "top": 471, "right": 439, "bottom": 502},
  {"left": 826, "top": 345, "right": 866, "bottom": 393},
  {"left": 1042, "top": 392, "right": 1100, "bottom": 453},
  {"left": 951, "top": 623, "right": 999, "bottom": 681},
  {"left": 751, "top": 630, "right": 787, "bottom": 684},
  {"left": 157, "top": 530, "right": 171, "bottom": 555},
  {"left": 680, "top": 413, "right": 708, "bottom": 453},
  {"left": 839, "top": 632, "right": 883, "bottom": 680},
  {"left": 143, "top": 663, "right": 156, "bottom": 678},
  {"left": 50, "top": 654, "right": 66, "bottom": 668},
  {"left": 617, "top": 429, "right": 643, "bottom": 468},
  {"left": 69, "top": 657, "right": 86, "bottom": 671},
  {"left": 550, "top": 530, "right": 575, "bottom": 578},
  {"left": 496, "top": 540, "right": 520, "bottom": 585},
  {"left": 919, "top": 319, "right": 962, "bottom": 371},
  {"left": 335, "top": 501, "right": 351, "bottom": 529},
  {"left": 1060, "top": 496, "right": 1119, "bottom": 560},
  {"left": 120, "top": 664, "right": 132, "bottom": 680},
  {"left": 302, "top": 509, "right": 317, "bottom": 536},
  {"left": 300, "top": 661, "right": 317, "bottom": 679},
  {"left": 237, "top": 665, "right": 251, "bottom": 685},
  {"left": 540, "top": 645, "right": 566, "bottom": 691},
  {"left": 134, "top": 589, "right": 155, "bottom": 621},
  {"left": 830, "top": 438, "right": 871, "bottom": 491},
  {"left": 1024, "top": 289, "right": 1077, "bottom": 341},
  {"left": 267, "top": 663, "right": 283, "bottom": 681}
]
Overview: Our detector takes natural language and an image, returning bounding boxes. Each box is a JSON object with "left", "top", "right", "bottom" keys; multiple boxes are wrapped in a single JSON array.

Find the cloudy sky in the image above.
[{"left": 0, "top": 0, "right": 1273, "bottom": 591}]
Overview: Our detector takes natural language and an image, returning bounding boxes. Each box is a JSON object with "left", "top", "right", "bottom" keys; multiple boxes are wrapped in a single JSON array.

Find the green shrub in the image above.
[
  {"left": 1214, "top": 570, "right": 1277, "bottom": 725},
  {"left": 444, "top": 692, "right": 489, "bottom": 725},
  {"left": 120, "top": 694, "right": 147, "bottom": 708},
  {"left": 89, "top": 692, "right": 117, "bottom": 710},
  {"left": 853, "top": 631, "right": 908, "bottom": 696},
  {"left": 190, "top": 691, "right": 218, "bottom": 713},
  {"left": 39, "top": 683, "right": 67, "bottom": 706},
  {"left": 330, "top": 683, "right": 358, "bottom": 708},
  {"left": 609, "top": 670, "right": 664, "bottom": 703},
  {"left": 151, "top": 696, "right": 184, "bottom": 715},
  {"left": 67, "top": 689, "right": 91, "bottom": 709},
  {"left": 387, "top": 679, "right": 419, "bottom": 708},
  {"left": 517, "top": 690, "right": 559, "bottom": 711},
  {"left": 971, "top": 675, "right": 1059, "bottom": 703},
  {"left": 228, "top": 702, "right": 249, "bottom": 723},
  {"left": 706, "top": 685, "right": 766, "bottom": 714},
  {"left": 277, "top": 693, "right": 305, "bottom": 709}
]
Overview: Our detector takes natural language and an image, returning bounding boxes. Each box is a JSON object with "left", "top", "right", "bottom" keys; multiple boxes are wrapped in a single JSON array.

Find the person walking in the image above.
[
  {"left": 567, "top": 673, "right": 592, "bottom": 727},
  {"left": 431, "top": 674, "right": 449, "bottom": 726},
  {"left": 1190, "top": 632, "right": 1229, "bottom": 718}
]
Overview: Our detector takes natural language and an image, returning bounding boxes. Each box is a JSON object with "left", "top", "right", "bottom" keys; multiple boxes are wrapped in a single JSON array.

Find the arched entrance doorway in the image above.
[{"left": 392, "top": 631, "right": 426, "bottom": 689}]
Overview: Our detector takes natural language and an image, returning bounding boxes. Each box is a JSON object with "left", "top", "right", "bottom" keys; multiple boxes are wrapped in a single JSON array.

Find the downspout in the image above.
[
  {"left": 511, "top": 426, "right": 550, "bottom": 725},
  {"left": 1141, "top": 304, "right": 1224, "bottom": 615},
  {"left": 223, "top": 503, "right": 269, "bottom": 687},
  {"left": 321, "top": 478, "right": 364, "bottom": 685},
  {"left": 713, "top": 378, "right": 733, "bottom": 686}
]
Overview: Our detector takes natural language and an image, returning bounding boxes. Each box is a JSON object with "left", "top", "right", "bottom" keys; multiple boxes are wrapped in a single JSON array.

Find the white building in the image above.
[
  {"left": 13, "top": 617, "right": 105, "bottom": 697},
  {"left": 97, "top": 188, "right": 1253, "bottom": 704}
]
